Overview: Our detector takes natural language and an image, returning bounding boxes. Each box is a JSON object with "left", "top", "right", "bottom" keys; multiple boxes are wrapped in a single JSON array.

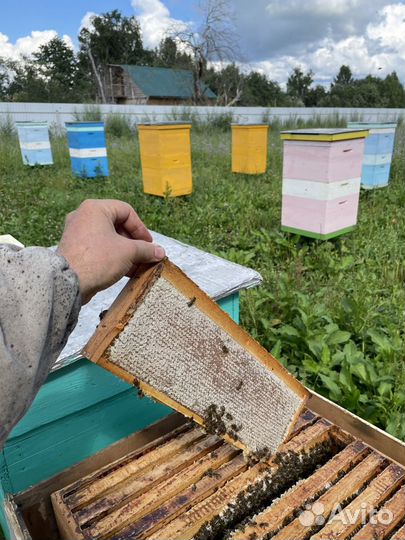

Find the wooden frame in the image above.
[
  {"left": 3, "top": 392, "right": 405, "bottom": 540},
  {"left": 83, "top": 259, "right": 308, "bottom": 454}
]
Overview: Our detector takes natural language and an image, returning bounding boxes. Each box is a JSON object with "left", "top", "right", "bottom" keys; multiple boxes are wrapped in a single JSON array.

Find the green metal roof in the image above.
[{"left": 119, "top": 65, "right": 216, "bottom": 99}]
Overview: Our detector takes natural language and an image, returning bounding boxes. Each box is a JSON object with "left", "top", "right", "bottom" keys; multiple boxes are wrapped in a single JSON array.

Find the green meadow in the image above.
[{"left": 0, "top": 116, "right": 404, "bottom": 440}]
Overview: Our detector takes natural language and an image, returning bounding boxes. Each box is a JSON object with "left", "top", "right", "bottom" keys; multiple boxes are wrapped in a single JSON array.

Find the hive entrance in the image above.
[{"left": 51, "top": 410, "right": 405, "bottom": 540}]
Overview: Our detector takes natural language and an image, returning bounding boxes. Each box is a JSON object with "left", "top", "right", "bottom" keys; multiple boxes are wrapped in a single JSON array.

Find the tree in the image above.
[
  {"left": 242, "top": 71, "right": 282, "bottom": 106},
  {"left": 33, "top": 37, "right": 81, "bottom": 102},
  {"left": 305, "top": 85, "right": 327, "bottom": 107},
  {"left": 286, "top": 67, "right": 314, "bottom": 104},
  {"left": 205, "top": 63, "right": 245, "bottom": 105},
  {"left": 154, "top": 37, "right": 193, "bottom": 70},
  {"left": 333, "top": 65, "right": 353, "bottom": 86},
  {"left": 78, "top": 9, "right": 150, "bottom": 102},
  {"left": 5, "top": 58, "right": 48, "bottom": 102},
  {"left": 382, "top": 72, "right": 405, "bottom": 108},
  {"left": 169, "top": 0, "right": 240, "bottom": 103},
  {"left": 0, "top": 58, "right": 11, "bottom": 99}
]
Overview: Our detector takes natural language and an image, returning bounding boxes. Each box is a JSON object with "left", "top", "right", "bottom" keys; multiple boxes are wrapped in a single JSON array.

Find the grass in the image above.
[{"left": 0, "top": 118, "right": 404, "bottom": 442}]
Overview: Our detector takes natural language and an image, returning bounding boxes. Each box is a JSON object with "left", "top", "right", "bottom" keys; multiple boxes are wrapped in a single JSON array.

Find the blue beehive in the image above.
[
  {"left": 16, "top": 121, "right": 53, "bottom": 166},
  {"left": 65, "top": 121, "right": 109, "bottom": 178},
  {"left": 347, "top": 122, "right": 397, "bottom": 189}
]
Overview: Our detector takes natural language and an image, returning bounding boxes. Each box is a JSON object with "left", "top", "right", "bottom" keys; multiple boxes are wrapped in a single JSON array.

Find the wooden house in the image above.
[{"left": 104, "top": 64, "right": 217, "bottom": 105}]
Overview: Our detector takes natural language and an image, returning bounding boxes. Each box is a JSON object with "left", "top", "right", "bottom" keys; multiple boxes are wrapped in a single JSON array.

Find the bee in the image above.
[{"left": 187, "top": 296, "right": 196, "bottom": 307}]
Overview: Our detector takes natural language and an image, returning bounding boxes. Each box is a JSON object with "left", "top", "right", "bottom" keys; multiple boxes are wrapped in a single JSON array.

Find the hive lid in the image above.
[
  {"left": 83, "top": 258, "right": 308, "bottom": 456},
  {"left": 231, "top": 123, "right": 269, "bottom": 127},
  {"left": 15, "top": 121, "right": 48, "bottom": 127},
  {"left": 280, "top": 128, "right": 369, "bottom": 141},
  {"left": 137, "top": 122, "right": 191, "bottom": 129},
  {"left": 54, "top": 232, "right": 263, "bottom": 371},
  {"left": 347, "top": 121, "right": 397, "bottom": 129}
]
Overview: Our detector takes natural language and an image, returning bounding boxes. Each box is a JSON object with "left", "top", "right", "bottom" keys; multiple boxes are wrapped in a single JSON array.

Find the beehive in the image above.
[
  {"left": 16, "top": 121, "right": 53, "bottom": 166},
  {"left": 138, "top": 122, "right": 192, "bottom": 197},
  {"left": 51, "top": 408, "right": 405, "bottom": 540},
  {"left": 280, "top": 128, "right": 369, "bottom": 240},
  {"left": 83, "top": 259, "right": 307, "bottom": 457},
  {"left": 65, "top": 122, "right": 109, "bottom": 178},
  {"left": 231, "top": 123, "right": 269, "bottom": 174},
  {"left": 347, "top": 122, "right": 397, "bottom": 189}
]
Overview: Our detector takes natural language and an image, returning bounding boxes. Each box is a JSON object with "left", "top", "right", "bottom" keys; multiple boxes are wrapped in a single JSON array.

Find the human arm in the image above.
[{"left": 0, "top": 199, "right": 164, "bottom": 447}]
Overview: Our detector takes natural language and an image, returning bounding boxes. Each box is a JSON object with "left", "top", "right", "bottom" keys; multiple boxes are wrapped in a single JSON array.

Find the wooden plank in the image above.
[
  {"left": 111, "top": 455, "right": 247, "bottom": 540},
  {"left": 311, "top": 463, "right": 405, "bottom": 540},
  {"left": 352, "top": 487, "right": 405, "bottom": 540},
  {"left": 85, "top": 444, "right": 238, "bottom": 538},
  {"left": 74, "top": 435, "right": 222, "bottom": 525},
  {"left": 391, "top": 524, "right": 405, "bottom": 540},
  {"left": 307, "top": 391, "right": 405, "bottom": 467},
  {"left": 272, "top": 452, "right": 386, "bottom": 540},
  {"left": 5, "top": 390, "right": 170, "bottom": 493},
  {"left": 66, "top": 427, "right": 204, "bottom": 508},
  {"left": 149, "top": 419, "right": 333, "bottom": 540},
  {"left": 230, "top": 440, "right": 370, "bottom": 539},
  {"left": 14, "top": 415, "right": 187, "bottom": 540},
  {"left": 8, "top": 360, "right": 131, "bottom": 439},
  {"left": 148, "top": 463, "right": 268, "bottom": 540},
  {"left": 286, "top": 409, "right": 319, "bottom": 439}
]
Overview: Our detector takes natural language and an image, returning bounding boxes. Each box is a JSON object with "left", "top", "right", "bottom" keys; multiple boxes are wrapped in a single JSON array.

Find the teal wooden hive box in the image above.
[
  {"left": 16, "top": 121, "right": 53, "bottom": 166},
  {"left": 0, "top": 232, "right": 262, "bottom": 537},
  {"left": 347, "top": 121, "right": 397, "bottom": 189}
]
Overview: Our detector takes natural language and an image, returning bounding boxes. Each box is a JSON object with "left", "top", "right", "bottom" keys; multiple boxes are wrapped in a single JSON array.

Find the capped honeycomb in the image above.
[{"left": 83, "top": 260, "right": 308, "bottom": 457}]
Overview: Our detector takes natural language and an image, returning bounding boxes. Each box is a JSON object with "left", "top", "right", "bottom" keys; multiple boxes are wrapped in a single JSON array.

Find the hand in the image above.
[{"left": 58, "top": 199, "right": 165, "bottom": 304}]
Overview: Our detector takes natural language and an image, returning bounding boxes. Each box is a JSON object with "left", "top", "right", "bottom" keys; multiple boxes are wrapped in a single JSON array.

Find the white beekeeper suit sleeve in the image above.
[{"left": 0, "top": 244, "right": 81, "bottom": 448}]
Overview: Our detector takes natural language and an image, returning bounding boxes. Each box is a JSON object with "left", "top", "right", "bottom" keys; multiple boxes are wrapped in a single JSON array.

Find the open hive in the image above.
[{"left": 51, "top": 409, "right": 405, "bottom": 540}]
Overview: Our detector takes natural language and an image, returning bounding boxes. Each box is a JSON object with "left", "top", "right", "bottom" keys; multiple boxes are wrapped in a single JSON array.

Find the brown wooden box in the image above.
[{"left": 4, "top": 391, "right": 405, "bottom": 540}]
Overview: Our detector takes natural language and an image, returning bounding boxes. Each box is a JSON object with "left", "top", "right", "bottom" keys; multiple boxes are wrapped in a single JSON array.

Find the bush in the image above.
[
  {"left": 105, "top": 113, "right": 133, "bottom": 137},
  {"left": 73, "top": 105, "right": 102, "bottom": 122}
]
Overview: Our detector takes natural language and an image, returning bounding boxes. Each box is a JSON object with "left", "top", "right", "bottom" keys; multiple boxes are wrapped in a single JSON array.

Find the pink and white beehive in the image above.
[{"left": 280, "top": 128, "right": 369, "bottom": 240}]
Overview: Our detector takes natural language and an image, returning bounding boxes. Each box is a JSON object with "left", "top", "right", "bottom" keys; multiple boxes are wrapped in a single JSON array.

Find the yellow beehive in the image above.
[
  {"left": 138, "top": 122, "right": 192, "bottom": 197},
  {"left": 232, "top": 123, "right": 269, "bottom": 174}
]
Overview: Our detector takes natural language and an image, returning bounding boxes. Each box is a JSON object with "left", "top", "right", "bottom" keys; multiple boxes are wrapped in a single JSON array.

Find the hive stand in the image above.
[{"left": 280, "top": 128, "right": 369, "bottom": 240}]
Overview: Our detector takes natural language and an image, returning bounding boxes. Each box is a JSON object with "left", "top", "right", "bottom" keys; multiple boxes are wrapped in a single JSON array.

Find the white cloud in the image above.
[
  {"left": 0, "top": 30, "right": 74, "bottom": 61},
  {"left": 367, "top": 3, "right": 405, "bottom": 55},
  {"left": 79, "top": 11, "right": 98, "bottom": 33},
  {"left": 239, "top": 1, "right": 405, "bottom": 85},
  {"left": 266, "top": 0, "right": 362, "bottom": 17},
  {"left": 131, "top": 0, "right": 188, "bottom": 48}
]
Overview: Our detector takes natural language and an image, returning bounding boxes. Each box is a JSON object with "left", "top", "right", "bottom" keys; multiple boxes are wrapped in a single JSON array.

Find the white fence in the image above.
[{"left": 0, "top": 102, "right": 403, "bottom": 130}]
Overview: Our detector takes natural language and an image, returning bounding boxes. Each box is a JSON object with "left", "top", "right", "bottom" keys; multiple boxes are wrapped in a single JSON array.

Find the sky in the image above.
[{"left": 1, "top": 0, "right": 404, "bottom": 86}]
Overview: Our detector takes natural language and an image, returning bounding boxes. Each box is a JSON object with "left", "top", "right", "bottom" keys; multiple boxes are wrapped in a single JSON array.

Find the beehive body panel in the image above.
[
  {"left": 16, "top": 123, "right": 53, "bottom": 166},
  {"left": 348, "top": 123, "right": 396, "bottom": 189},
  {"left": 283, "top": 139, "right": 364, "bottom": 183},
  {"left": 139, "top": 125, "right": 192, "bottom": 197},
  {"left": 231, "top": 125, "right": 268, "bottom": 174},
  {"left": 65, "top": 122, "right": 109, "bottom": 178},
  {"left": 108, "top": 276, "right": 302, "bottom": 455},
  {"left": 281, "top": 136, "right": 364, "bottom": 239}
]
